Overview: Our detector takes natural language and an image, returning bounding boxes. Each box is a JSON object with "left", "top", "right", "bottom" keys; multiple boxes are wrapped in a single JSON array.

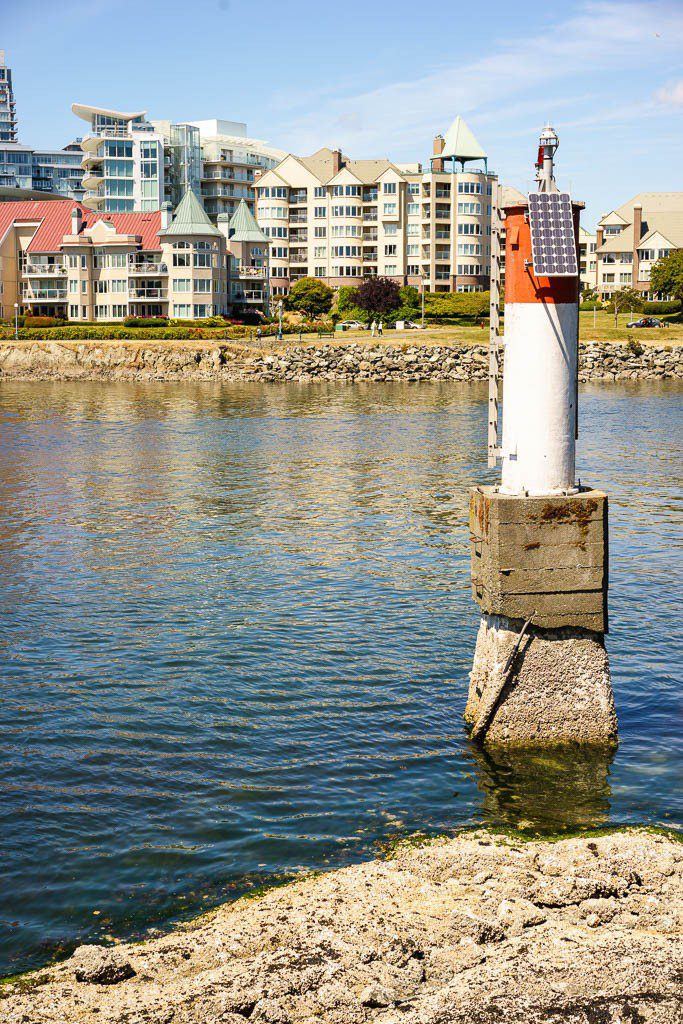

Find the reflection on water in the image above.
[
  {"left": 468, "top": 744, "right": 614, "bottom": 833},
  {"left": 0, "top": 379, "right": 680, "bottom": 975}
]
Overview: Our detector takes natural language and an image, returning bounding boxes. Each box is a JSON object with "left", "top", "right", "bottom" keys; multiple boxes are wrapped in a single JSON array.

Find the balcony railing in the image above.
[
  {"left": 290, "top": 255, "right": 308, "bottom": 265},
  {"left": 237, "top": 266, "right": 266, "bottom": 279},
  {"left": 289, "top": 214, "right": 307, "bottom": 223},
  {"left": 363, "top": 192, "right": 378, "bottom": 203},
  {"left": 22, "top": 287, "right": 67, "bottom": 300},
  {"left": 363, "top": 212, "right": 378, "bottom": 222},
  {"left": 363, "top": 230, "right": 378, "bottom": 241},
  {"left": 289, "top": 232, "right": 308, "bottom": 242},
  {"left": 21, "top": 261, "right": 66, "bottom": 276},
  {"left": 128, "top": 288, "right": 168, "bottom": 300},
  {"left": 128, "top": 260, "right": 168, "bottom": 274}
]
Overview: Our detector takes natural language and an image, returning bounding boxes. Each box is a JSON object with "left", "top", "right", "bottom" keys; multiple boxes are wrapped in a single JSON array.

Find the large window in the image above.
[
  {"left": 194, "top": 242, "right": 212, "bottom": 268},
  {"left": 104, "top": 140, "right": 133, "bottom": 158},
  {"left": 173, "top": 242, "right": 191, "bottom": 268},
  {"left": 383, "top": 182, "right": 397, "bottom": 194},
  {"left": 104, "top": 159, "right": 133, "bottom": 177}
]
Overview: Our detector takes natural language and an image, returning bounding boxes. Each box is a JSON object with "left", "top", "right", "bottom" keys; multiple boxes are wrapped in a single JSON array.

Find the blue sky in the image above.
[{"left": 3, "top": 0, "right": 682, "bottom": 227}]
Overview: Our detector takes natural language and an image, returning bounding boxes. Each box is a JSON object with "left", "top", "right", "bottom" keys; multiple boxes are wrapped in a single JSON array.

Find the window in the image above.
[
  {"left": 109, "top": 253, "right": 127, "bottom": 268},
  {"left": 272, "top": 246, "right": 288, "bottom": 258},
  {"left": 174, "top": 303, "right": 192, "bottom": 317},
  {"left": 383, "top": 182, "right": 397, "bottom": 194},
  {"left": 174, "top": 279, "right": 191, "bottom": 292},
  {"left": 384, "top": 223, "right": 397, "bottom": 236},
  {"left": 332, "top": 185, "right": 360, "bottom": 196},
  {"left": 264, "top": 226, "right": 288, "bottom": 239},
  {"left": 407, "top": 244, "right": 419, "bottom": 256},
  {"left": 95, "top": 280, "right": 108, "bottom": 293},
  {"left": 195, "top": 279, "right": 211, "bottom": 292},
  {"left": 69, "top": 304, "right": 79, "bottom": 318},
  {"left": 407, "top": 183, "right": 420, "bottom": 195},
  {"left": 112, "top": 304, "right": 126, "bottom": 318},
  {"left": 407, "top": 203, "right": 419, "bottom": 216},
  {"left": 314, "top": 206, "right": 326, "bottom": 218},
  {"left": 314, "top": 246, "right": 326, "bottom": 258},
  {"left": 194, "top": 304, "right": 210, "bottom": 318},
  {"left": 603, "top": 273, "right": 615, "bottom": 283},
  {"left": 458, "top": 243, "right": 481, "bottom": 255},
  {"left": 314, "top": 186, "right": 326, "bottom": 197},
  {"left": 332, "top": 205, "right": 360, "bottom": 217},
  {"left": 384, "top": 264, "right": 397, "bottom": 275},
  {"left": 406, "top": 224, "right": 418, "bottom": 236},
  {"left": 383, "top": 203, "right": 397, "bottom": 216},
  {"left": 619, "top": 272, "right": 632, "bottom": 283},
  {"left": 81, "top": 280, "right": 87, "bottom": 293},
  {"left": 332, "top": 245, "right": 359, "bottom": 257},
  {"left": 458, "top": 201, "right": 481, "bottom": 214},
  {"left": 314, "top": 226, "right": 327, "bottom": 238},
  {"left": 457, "top": 181, "right": 482, "bottom": 194},
  {"left": 384, "top": 244, "right": 397, "bottom": 256},
  {"left": 332, "top": 225, "right": 361, "bottom": 237},
  {"left": 69, "top": 279, "right": 78, "bottom": 293},
  {"left": 173, "top": 242, "right": 191, "bottom": 267},
  {"left": 94, "top": 304, "right": 109, "bottom": 318},
  {"left": 458, "top": 223, "right": 481, "bottom": 235},
  {"left": 407, "top": 264, "right": 419, "bottom": 275},
  {"left": 194, "top": 250, "right": 212, "bottom": 268},
  {"left": 604, "top": 225, "right": 622, "bottom": 236},
  {"left": 111, "top": 279, "right": 126, "bottom": 293},
  {"left": 314, "top": 266, "right": 326, "bottom": 277},
  {"left": 640, "top": 249, "right": 656, "bottom": 261}
]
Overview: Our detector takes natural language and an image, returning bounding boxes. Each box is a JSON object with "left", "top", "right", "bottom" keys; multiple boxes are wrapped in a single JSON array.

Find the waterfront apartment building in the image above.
[
  {"left": 187, "top": 119, "right": 284, "bottom": 222},
  {"left": 0, "top": 51, "right": 17, "bottom": 143},
  {"left": 0, "top": 191, "right": 231, "bottom": 321},
  {"left": 220, "top": 198, "right": 270, "bottom": 310},
  {"left": 73, "top": 107, "right": 283, "bottom": 221},
  {"left": 254, "top": 117, "right": 496, "bottom": 296},
  {"left": 595, "top": 193, "right": 683, "bottom": 299}
]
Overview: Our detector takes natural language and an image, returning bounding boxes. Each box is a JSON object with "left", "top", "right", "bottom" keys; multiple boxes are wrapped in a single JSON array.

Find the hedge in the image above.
[{"left": 0, "top": 321, "right": 333, "bottom": 343}]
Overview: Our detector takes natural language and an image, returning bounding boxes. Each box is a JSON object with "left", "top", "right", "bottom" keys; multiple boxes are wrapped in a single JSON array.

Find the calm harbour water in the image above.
[{"left": 0, "top": 379, "right": 681, "bottom": 975}]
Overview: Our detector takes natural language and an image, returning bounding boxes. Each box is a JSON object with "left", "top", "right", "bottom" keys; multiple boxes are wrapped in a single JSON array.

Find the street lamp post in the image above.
[
  {"left": 420, "top": 272, "right": 426, "bottom": 329},
  {"left": 278, "top": 299, "right": 283, "bottom": 341},
  {"left": 14, "top": 302, "right": 19, "bottom": 341}
]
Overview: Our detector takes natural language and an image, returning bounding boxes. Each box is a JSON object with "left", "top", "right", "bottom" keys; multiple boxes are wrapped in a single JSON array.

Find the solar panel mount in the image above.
[{"left": 528, "top": 191, "right": 578, "bottom": 277}]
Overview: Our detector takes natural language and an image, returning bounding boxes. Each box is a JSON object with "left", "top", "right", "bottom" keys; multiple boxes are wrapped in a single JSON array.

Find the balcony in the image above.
[
  {"left": 128, "top": 287, "right": 168, "bottom": 300},
  {"left": 435, "top": 206, "right": 450, "bottom": 220},
  {"left": 237, "top": 266, "right": 266, "bottom": 279},
  {"left": 290, "top": 254, "right": 308, "bottom": 265},
  {"left": 362, "top": 250, "right": 378, "bottom": 261},
  {"left": 363, "top": 229, "right": 378, "bottom": 241},
  {"left": 22, "top": 286, "right": 67, "bottom": 301},
  {"left": 363, "top": 211, "right": 378, "bottom": 222},
  {"left": 362, "top": 191, "right": 378, "bottom": 203},
  {"left": 289, "top": 193, "right": 307, "bottom": 205},
  {"left": 128, "top": 260, "right": 168, "bottom": 275},
  {"left": 435, "top": 188, "right": 451, "bottom": 199},
  {"left": 21, "top": 261, "right": 66, "bottom": 276},
  {"left": 83, "top": 189, "right": 105, "bottom": 210},
  {"left": 435, "top": 229, "right": 450, "bottom": 239},
  {"left": 289, "top": 213, "right": 307, "bottom": 224},
  {"left": 289, "top": 231, "right": 308, "bottom": 243}
]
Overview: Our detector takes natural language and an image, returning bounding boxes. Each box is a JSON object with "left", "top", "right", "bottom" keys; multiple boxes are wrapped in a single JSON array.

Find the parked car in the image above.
[
  {"left": 626, "top": 316, "right": 667, "bottom": 328},
  {"left": 405, "top": 321, "right": 425, "bottom": 330},
  {"left": 336, "top": 320, "right": 367, "bottom": 330}
]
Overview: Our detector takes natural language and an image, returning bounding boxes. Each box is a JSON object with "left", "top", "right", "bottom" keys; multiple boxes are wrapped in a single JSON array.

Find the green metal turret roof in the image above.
[
  {"left": 228, "top": 199, "right": 268, "bottom": 242},
  {"left": 160, "top": 189, "right": 221, "bottom": 236}
]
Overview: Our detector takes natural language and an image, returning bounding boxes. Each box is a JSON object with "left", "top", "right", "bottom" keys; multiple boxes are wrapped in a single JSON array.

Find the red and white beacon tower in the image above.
[{"left": 465, "top": 127, "right": 618, "bottom": 748}]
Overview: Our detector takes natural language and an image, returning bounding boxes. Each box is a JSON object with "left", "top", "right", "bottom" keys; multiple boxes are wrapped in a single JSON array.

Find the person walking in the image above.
[
  {"left": 256, "top": 326, "right": 263, "bottom": 344},
  {"left": 378, "top": 320, "right": 383, "bottom": 337},
  {"left": 370, "top": 320, "right": 377, "bottom": 337}
]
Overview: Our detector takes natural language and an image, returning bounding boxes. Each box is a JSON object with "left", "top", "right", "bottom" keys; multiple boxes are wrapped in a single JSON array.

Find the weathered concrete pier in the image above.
[{"left": 466, "top": 127, "right": 618, "bottom": 747}]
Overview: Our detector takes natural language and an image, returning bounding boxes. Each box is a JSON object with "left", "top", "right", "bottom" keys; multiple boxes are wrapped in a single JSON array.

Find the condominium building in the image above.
[
  {"left": 0, "top": 190, "right": 230, "bottom": 321},
  {"left": 253, "top": 116, "right": 496, "bottom": 296},
  {"left": 73, "top": 104, "right": 176, "bottom": 213},
  {"left": 0, "top": 51, "right": 17, "bottom": 143},
  {"left": 0, "top": 141, "right": 84, "bottom": 199},
  {"left": 187, "top": 119, "right": 284, "bottom": 222},
  {"left": 595, "top": 193, "right": 683, "bottom": 299},
  {"left": 578, "top": 225, "right": 597, "bottom": 294}
]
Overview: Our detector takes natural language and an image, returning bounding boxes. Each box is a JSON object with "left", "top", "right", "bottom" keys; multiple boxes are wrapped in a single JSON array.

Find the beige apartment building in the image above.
[
  {"left": 595, "top": 193, "right": 683, "bottom": 299},
  {"left": 0, "top": 191, "right": 231, "bottom": 321},
  {"left": 253, "top": 117, "right": 496, "bottom": 297},
  {"left": 221, "top": 198, "right": 270, "bottom": 311}
]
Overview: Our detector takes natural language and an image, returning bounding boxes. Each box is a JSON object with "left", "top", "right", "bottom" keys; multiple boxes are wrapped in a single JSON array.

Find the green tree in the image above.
[
  {"left": 649, "top": 249, "right": 683, "bottom": 303},
  {"left": 336, "top": 285, "right": 361, "bottom": 315},
  {"left": 355, "top": 277, "right": 402, "bottom": 318},
  {"left": 609, "top": 286, "right": 643, "bottom": 327},
  {"left": 286, "top": 278, "right": 333, "bottom": 318}
]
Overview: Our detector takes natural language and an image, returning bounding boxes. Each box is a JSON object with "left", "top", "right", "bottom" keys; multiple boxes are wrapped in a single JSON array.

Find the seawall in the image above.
[{"left": 0, "top": 339, "right": 681, "bottom": 383}]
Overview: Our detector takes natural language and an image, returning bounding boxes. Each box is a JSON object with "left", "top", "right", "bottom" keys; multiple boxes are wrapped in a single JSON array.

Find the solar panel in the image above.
[{"left": 528, "top": 191, "right": 578, "bottom": 277}]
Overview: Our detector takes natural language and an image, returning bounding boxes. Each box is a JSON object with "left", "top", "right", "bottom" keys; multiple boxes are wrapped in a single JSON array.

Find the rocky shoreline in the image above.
[
  {"left": 2, "top": 829, "right": 681, "bottom": 1024},
  {"left": 0, "top": 339, "right": 681, "bottom": 383}
]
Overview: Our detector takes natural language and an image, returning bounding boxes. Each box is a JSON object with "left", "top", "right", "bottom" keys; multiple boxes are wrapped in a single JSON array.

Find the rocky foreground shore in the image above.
[
  {"left": 0, "top": 339, "right": 681, "bottom": 382},
  {"left": 2, "top": 830, "right": 681, "bottom": 1023}
]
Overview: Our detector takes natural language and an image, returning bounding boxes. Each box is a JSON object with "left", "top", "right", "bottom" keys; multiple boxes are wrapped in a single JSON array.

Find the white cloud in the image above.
[
  {"left": 275, "top": 2, "right": 683, "bottom": 158},
  {"left": 655, "top": 80, "right": 683, "bottom": 106}
]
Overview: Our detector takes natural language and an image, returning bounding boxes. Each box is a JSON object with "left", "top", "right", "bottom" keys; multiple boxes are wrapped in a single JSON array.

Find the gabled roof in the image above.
[
  {"left": 596, "top": 193, "right": 683, "bottom": 253},
  {"left": 441, "top": 116, "right": 487, "bottom": 162},
  {"left": 0, "top": 200, "right": 162, "bottom": 252},
  {"left": 228, "top": 199, "right": 268, "bottom": 242},
  {"left": 160, "top": 189, "right": 221, "bottom": 237},
  {"left": 293, "top": 147, "right": 400, "bottom": 185}
]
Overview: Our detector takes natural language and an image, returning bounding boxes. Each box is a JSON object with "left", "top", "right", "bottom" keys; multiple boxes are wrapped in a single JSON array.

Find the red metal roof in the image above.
[{"left": 0, "top": 200, "right": 162, "bottom": 253}]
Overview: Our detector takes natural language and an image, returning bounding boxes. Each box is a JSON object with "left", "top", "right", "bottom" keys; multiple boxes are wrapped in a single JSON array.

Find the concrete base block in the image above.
[{"left": 465, "top": 614, "right": 618, "bottom": 747}]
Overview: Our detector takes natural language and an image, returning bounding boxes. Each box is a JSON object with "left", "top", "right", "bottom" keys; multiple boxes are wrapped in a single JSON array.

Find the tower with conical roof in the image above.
[
  {"left": 432, "top": 116, "right": 487, "bottom": 172},
  {"left": 217, "top": 199, "right": 270, "bottom": 314}
]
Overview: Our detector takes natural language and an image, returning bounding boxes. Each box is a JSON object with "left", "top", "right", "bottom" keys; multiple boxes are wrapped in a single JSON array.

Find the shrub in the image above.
[
  {"left": 23, "top": 316, "right": 63, "bottom": 328},
  {"left": 627, "top": 338, "right": 644, "bottom": 357},
  {"left": 123, "top": 317, "right": 170, "bottom": 328},
  {"left": 642, "top": 300, "right": 681, "bottom": 315},
  {"left": 286, "top": 278, "right": 333, "bottom": 317}
]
